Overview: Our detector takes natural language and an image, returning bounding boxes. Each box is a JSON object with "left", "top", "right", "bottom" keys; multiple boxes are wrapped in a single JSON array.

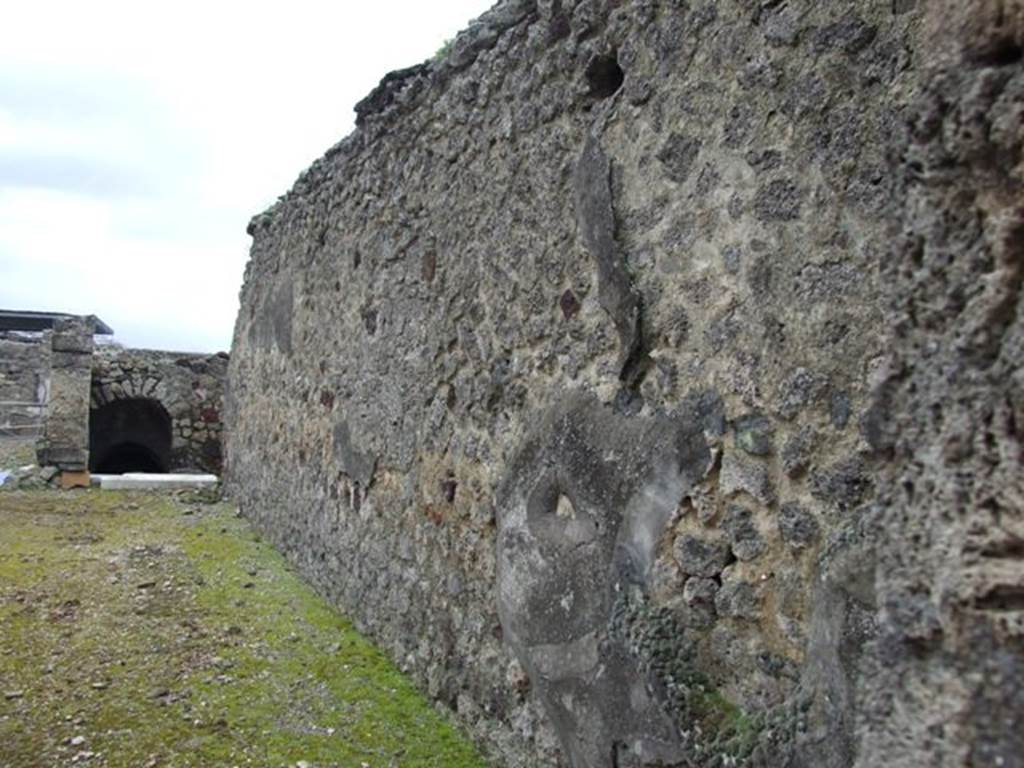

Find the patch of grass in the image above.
[
  {"left": 433, "top": 38, "right": 453, "bottom": 60},
  {"left": 0, "top": 489, "right": 489, "bottom": 768}
]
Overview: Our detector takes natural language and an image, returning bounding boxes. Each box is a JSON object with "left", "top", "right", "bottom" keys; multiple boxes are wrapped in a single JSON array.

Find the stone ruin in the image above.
[
  {"left": 89, "top": 343, "right": 228, "bottom": 475},
  {"left": 0, "top": 328, "right": 51, "bottom": 439},
  {"left": 0, "top": 312, "right": 227, "bottom": 485},
  {"left": 226, "top": 0, "right": 1023, "bottom": 765}
]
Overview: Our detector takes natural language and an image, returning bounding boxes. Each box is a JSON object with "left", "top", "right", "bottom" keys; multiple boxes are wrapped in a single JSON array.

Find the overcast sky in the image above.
[{"left": 0, "top": 0, "right": 493, "bottom": 353}]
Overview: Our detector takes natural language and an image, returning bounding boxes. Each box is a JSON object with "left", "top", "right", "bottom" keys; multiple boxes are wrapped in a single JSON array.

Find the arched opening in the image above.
[
  {"left": 94, "top": 442, "right": 165, "bottom": 474},
  {"left": 89, "top": 397, "right": 172, "bottom": 474}
]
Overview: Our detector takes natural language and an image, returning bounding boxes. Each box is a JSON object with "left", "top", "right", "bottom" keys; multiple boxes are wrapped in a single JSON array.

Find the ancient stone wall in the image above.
[
  {"left": 91, "top": 347, "right": 228, "bottom": 473},
  {"left": 858, "top": 2, "right": 1024, "bottom": 765},
  {"left": 0, "top": 323, "right": 228, "bottom": 477},
  {"left": 38, "top": 318, "right": 94, "bottom": 472},
  {"left": 0, "top": 332, "right": 49, "bottom": 437},
  {"left": 226, "top": 1, "right": 1022, "bottom": 766}
]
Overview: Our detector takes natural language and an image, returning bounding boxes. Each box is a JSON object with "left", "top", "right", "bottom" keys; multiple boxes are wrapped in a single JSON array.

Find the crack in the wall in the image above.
[{"left": 573, "top": 135, "right": 648, "bottom": 390}]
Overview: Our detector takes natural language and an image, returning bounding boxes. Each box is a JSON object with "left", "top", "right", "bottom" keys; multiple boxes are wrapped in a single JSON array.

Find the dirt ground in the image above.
[{"left": 0, "top": 488, "right": 488, "bottom": 768}]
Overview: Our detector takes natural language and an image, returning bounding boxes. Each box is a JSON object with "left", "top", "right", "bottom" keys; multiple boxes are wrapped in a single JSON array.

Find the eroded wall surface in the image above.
[
  {"left": 38, "top": 318, "right": 94, "bottom": 471},
  {"left": 0, "top": 333, "right": 49, "bottom": 436},
  {"left": 859, "top": 3, "right": 1024, "bottom": 766},
  {"left": 226, "top": 1, "right": 1022, "bottom": 766}
]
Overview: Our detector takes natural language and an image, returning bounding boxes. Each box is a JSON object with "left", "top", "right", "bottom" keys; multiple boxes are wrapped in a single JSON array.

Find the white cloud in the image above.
[{"left": 0, "top": 0, "right": 493, "bottom": 352}]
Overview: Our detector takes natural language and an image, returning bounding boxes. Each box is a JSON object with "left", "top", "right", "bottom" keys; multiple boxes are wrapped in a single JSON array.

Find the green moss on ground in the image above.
[{"left": 0, "top": 489, "right": 489, "bottom": 768}]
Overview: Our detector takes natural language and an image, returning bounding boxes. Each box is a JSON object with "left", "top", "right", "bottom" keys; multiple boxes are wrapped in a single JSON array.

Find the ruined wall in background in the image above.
[
  {"left": 226, "top": 1, "right": 1021, "bottom": 766},
  {"left": 0, "top": 333, "right": 49, "bottom": 437},
  {"left": 38, "top": 318, "right": 94, "bottom": 472},
  {"left": 92, "top": 347, "right": 229, "bottom": 473}
]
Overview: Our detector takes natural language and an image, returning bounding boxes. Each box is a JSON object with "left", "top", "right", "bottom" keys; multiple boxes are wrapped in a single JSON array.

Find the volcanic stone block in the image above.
[
  {"left": 496, "top": 392, "right": 712, "bottom": 766},
  {"left": 38, "top": 317, "right": 93, "bottom": 471}
]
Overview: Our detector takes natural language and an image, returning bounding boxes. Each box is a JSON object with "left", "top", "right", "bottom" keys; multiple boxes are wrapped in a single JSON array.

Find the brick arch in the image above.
[
  {"left": 89, "top": 350, "right": 227, "bottom": 474},
  {"left": 90, "top": 371, "right": 161, "bottom": 409}
]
